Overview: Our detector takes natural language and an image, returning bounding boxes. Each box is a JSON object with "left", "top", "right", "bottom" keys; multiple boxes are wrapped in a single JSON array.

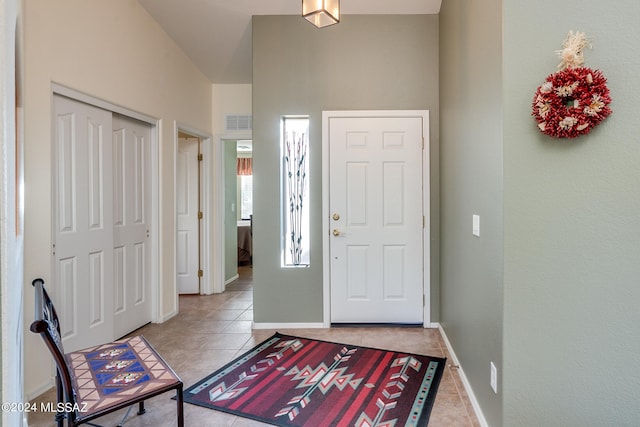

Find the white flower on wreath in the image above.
[
  {"left": 558, "top": 116, "right": 578, "bottom": 130},
  {"left": 535, "top": 95, "right": 551, "bottom": 118},
  {"left": 584, "top": 94, "right": 605, "bottom": 116},
  {"left": 556, "top": 81, "right": 580, "bottom": 97}
]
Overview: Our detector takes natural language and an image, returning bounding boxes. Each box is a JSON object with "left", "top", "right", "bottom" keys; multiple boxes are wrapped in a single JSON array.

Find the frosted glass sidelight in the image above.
[{"left": 282, "top": 117, "right": 310, "bottom": 267}]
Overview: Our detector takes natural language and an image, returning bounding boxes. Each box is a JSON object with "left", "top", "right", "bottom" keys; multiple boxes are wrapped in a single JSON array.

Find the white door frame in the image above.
[
  {"left": 51, "top": 83, "right": 161, "bottom": 323},
  {"left": 322, "top": 110, "right": 431, "bottom": 327},
  {"left": 2, "top": 9, "right": 23, "bottom": 424},
  {"left": 185, "top": 131, "right": 253, "bottom": 296},
  {"left": 174, "top": 123, "right": 215, "bottom": 295}
]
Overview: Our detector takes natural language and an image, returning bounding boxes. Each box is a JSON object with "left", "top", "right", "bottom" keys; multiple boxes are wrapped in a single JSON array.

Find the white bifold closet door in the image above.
[{"left": 53, "top": 95, "right": 151, "bottom": 352}]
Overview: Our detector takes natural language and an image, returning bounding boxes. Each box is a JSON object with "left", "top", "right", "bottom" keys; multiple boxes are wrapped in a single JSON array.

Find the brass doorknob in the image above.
[{"left": 332, "top": 229, "right": 341, "bottom": 237}]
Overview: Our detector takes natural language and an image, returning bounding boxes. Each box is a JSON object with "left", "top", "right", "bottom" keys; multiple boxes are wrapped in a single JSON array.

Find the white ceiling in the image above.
[{"left": 138, "top": 0, "right": 442, "bottom": 84}]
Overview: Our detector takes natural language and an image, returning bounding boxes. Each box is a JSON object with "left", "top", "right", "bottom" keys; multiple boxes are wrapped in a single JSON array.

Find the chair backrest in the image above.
[{"left": 30, "top": 278, "right": 79, "bottom": 413}]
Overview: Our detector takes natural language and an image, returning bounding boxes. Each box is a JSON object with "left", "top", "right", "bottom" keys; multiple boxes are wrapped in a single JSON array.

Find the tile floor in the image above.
[{"left": 28, "top": 266, "right": 481, "bottom": 426}]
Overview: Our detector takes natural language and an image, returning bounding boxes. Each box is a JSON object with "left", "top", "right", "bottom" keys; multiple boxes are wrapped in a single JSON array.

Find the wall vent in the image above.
[{"left": 226, "top": 114, "right": 252, "bottom": 131}]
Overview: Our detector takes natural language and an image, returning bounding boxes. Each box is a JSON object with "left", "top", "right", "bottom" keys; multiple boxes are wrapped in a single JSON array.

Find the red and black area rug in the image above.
[{"left": 183, "top": 332, "right": 446, "bottom": 426}]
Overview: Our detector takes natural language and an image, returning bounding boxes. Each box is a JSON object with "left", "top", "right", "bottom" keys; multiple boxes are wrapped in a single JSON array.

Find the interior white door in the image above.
[
  {"left": 112, "top": 114, "right": 152, "bottom": 338},
  {"left": 329, "top": 115, "right": 424, "bottom": 323},
  {"left": 177, "top": 137, "right": 200, "bottom": 294},
  {"left": 53, "top": 95, "right": 114, "bottom": 351}
]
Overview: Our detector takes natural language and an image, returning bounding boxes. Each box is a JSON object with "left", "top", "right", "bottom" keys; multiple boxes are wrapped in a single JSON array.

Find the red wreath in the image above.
[{"left": 532, "top": 67, "right": 612, "bottom": 138}]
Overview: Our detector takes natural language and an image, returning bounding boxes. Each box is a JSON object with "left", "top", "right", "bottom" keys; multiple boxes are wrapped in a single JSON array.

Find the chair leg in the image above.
[
  {"left": 137, "top": 401, "right": 146, "bottom": 415},
  {"left": 176, "top": 386, "right": 184, "bottom": 427},
  {"left": 53, "top": 411, "right": 65, "bottom": 427},
  {"left": 54, "top": 373, "right": 65, "bottom": 427}
]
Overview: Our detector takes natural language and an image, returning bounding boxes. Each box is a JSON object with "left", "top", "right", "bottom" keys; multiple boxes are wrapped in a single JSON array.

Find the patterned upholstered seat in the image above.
[{"left": 30, "top": 278, "right": 184, "bottom": 427}]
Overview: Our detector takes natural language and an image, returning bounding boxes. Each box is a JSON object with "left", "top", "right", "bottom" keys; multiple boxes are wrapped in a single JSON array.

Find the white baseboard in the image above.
[
  {"left": 26, "top": 379, "right": 54, "bottom": 401},
  {"left": 437, "top": 324, "right": 490, "bottom": 427},
  {"left": 252, "top": 322, "right": 326, "bottom": 330},
  {"left": 225, "top": 274, "right": 239, "bottom": 286},
  {"left": 158, "top": 309, "right": 178, "bottom": 323}
]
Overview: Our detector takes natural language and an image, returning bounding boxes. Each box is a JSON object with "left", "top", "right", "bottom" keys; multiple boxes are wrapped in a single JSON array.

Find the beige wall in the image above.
[
  {"left": 212, "top": 84, "right": 252, "bottom": 135},
  {"left": 23, "top": 0, "right": 212, "bottom": 397}
]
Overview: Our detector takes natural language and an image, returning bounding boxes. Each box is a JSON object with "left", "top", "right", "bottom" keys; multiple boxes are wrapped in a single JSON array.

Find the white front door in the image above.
[
  {"left": 112, "top": 114, "right": 152, "bottom": 338},
  {"left": 177, "top": 137, "right": 200, "bottom": 294},
  {"left": 53, "top": 95, "right": 114, "bottom": 351},
  {"left": 328, "top": 113, "right": 425, "bottom": 323}
]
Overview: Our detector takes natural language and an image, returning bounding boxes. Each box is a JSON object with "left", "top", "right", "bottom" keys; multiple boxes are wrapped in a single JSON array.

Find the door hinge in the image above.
[
  {"left": 198, "top": 153, "right": 203, "bottom": 161},
  {"left": 198, "top": 269, "right": 203, "bottom": 277},
  {"left": 198, "top": 211, "right": 203, "bottom": 220}
]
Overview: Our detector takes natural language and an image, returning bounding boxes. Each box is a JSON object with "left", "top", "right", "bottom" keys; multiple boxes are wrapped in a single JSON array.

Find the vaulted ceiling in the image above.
[{"left": 138, "top": 0, "right": 442, "bottom": 83}]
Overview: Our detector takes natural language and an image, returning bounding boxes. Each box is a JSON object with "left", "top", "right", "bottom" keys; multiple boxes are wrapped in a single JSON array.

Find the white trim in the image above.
[
  {"left": 158, "top": 309, "right": 178, "bottom": 323},
  {"left": 150, "top": 121, "right": 161, "bottom": 323},
  {"left": 252, "top": 322, "right": 326, "bottom": 330},
  {"left": 200, "top": 134, "right": 215, "bottom": 294},
  {"left": 438, "top": 324, "right": 490, "bottom": 427},
  {"left": 2, "top": 12, "right": 24, "bottom": 424},
  {"left": 421, "top": 112, "right": 431, "bottom": 326},
  {"left": 175, "top": 123, "right": 214, "bottom": 296},
  {"left": 26, "top": 381, "right": 54, "bottom": 402},
  {"left": 322, "top": 113, "right": 331, "bottom": 327},
  {"left": 52, "top": 83, "right": 156, "bottom": 125},
  {"left": 50, "top": 85, "right": 162, "bottom": 324},
  {"left": 321, "top": 110, "right": 430, "bottom": 327},
  {"left": 225, "top": 274, "right": 240, "bottom": 286}
]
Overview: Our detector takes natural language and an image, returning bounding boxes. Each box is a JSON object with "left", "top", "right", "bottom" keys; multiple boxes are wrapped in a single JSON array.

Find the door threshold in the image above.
[{"left": 331, "top": 323, "right": 423, "bottom": 328}]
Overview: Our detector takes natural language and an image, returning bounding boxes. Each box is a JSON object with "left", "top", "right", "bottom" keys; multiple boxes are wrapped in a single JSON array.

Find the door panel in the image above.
[
  {"left": 177, "top": 137, "right": 200, "bottom": 294},
  {"left": 53, "top": 95, "right": 114, "bottom": 352},
  {"left": 330, "top": 116, "right": 424, "bottom": 323},
  {"left": 112, "top": 115, "right": 152, "bottom": 338}
]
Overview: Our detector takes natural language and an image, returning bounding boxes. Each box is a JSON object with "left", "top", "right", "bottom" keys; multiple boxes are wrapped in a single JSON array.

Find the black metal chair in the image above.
[{"left": 30, "top": 278, "right": 184, "bottom": 427}]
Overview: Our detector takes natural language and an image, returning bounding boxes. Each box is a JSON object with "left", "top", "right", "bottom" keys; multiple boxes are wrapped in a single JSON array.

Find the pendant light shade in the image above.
[{"left": 302, "top": 0, "right": 340, "bottom": 28}]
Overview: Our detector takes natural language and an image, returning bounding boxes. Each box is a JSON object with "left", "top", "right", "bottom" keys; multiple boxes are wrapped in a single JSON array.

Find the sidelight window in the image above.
[{"left": 281, "top": 116, "right": 310, "bottom": 267}]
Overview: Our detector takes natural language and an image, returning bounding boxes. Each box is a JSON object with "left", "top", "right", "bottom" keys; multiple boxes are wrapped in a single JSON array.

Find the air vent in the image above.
[{"left": 226, "top": 114, "right": 252, "bottom": 131}]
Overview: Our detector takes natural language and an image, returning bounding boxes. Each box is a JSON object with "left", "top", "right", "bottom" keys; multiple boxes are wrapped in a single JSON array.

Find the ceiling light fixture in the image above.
[{"left": 302, "top": 0, "right": 340, "bottom": 28}]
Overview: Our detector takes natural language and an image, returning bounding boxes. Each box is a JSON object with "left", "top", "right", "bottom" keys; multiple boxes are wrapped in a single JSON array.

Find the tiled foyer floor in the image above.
[{"left": 28, "top": 266, "right": 481, "bottom": 427}]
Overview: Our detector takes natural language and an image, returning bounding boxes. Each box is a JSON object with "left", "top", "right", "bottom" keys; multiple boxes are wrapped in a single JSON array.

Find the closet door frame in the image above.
[{"left": 52, "top": 83, "right": 161, "bottom": 325}]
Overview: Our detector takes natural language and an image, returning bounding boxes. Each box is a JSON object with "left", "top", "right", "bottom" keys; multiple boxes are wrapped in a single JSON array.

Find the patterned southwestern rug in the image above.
[{"left": 183, "top": 333, "right": 446, "bottom": 426}]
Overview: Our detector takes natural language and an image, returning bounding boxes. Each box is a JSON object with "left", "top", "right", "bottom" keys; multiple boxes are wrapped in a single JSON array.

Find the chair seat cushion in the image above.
[{"left": 66, "top": 335, "right": 181, "bottom": 415}]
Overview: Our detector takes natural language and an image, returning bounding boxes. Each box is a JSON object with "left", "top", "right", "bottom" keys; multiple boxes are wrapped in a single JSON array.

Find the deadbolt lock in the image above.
[{"left": 332, "top": 213, "right": 340, "bottom": 221}]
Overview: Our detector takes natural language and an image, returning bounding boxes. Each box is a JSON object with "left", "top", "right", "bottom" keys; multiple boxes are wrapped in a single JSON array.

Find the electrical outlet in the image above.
[{"left": 490, "top": 362, "right": 498, "bottom": 394}]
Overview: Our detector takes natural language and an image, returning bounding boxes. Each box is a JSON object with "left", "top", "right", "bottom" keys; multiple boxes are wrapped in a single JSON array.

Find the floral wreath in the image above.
[{"left": 532, "top": 32, "right": 612, "bottom": 139}]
